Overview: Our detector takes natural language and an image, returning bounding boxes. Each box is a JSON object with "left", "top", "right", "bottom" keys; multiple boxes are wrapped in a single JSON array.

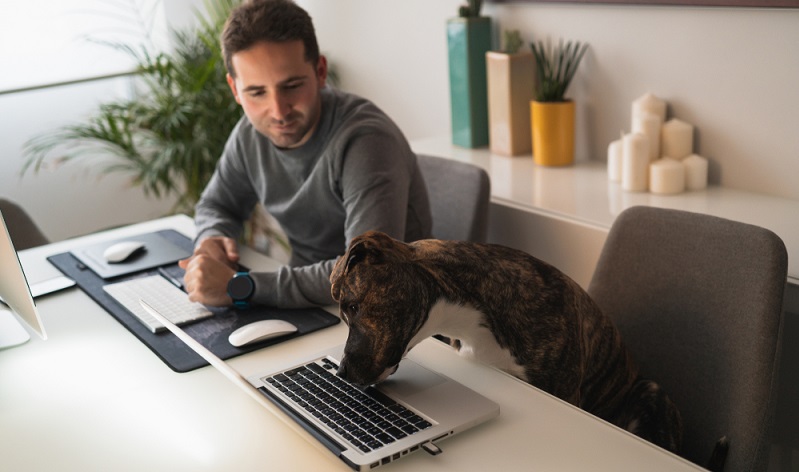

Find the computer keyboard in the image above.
[
  {"left": 261, "top": 357, "right": 433, "bottom": 454},
  {"left": 103, "top": 274, "right": 213, "bottom": 333}
]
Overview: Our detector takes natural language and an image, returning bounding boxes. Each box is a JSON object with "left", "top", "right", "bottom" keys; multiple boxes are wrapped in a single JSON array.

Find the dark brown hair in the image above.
[{"left": 222, "top": 0, "right": 320, "bottom": 77}]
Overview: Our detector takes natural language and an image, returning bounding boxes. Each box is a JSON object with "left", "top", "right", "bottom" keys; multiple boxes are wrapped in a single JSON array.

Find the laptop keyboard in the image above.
[
  {"left": 103, "top": 274, "right": 213, "bottom": 333},
  {"left": 263, "top": 357, "right": 433, "bottom": 454}
]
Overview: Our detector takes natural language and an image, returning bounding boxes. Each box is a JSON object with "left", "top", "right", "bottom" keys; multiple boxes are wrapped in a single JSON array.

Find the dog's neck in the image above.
[{"left": 405, "top": 299, "right": 526, "bottom": 379}]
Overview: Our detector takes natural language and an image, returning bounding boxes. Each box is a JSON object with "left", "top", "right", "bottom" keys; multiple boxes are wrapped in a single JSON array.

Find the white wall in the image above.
[
  {"left": 2, "top": 0, "right": 797, "bottom": 243},
  {"left": 297, "top": 0, "right": 799, "bottom": 201},
  {"left": 0, "top": 0, "right": 190, "bottom": 242},
  {"left": 0, "top": 78, "right": 177, "bottom": 242}
]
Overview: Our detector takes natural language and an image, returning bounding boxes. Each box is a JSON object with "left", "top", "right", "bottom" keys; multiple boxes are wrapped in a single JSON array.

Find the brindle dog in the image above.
[{"left": 330, "top": 231, "right": 683, "bottom": 455}]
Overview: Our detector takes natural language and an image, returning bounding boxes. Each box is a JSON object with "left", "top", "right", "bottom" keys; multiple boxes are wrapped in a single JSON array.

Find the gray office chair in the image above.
[
  {"left": 416, "top": 154, "right": 490, "bottom": 242},
  {"left": 0, "top": 198, "right": 50, "bottom": 251},
  {"left": 588, "top": 206, "right": 787, "bottom": 472},
  {"left": 0, "top": 198, "right": 49, "bottom": 250}
]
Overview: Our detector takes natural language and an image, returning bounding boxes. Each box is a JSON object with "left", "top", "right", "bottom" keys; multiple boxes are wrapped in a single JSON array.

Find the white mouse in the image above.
[
  {"left": 228, "top": 319, "right": 298, "bottom": 347},
  {"left": 103, "top": 240, "right": 147, "bottom": 263}
]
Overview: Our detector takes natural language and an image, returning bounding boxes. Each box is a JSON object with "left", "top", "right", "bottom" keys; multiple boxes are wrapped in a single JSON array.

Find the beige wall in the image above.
[
  {"left": 298, "top": 0, "right": 799, "bottom": 201},
  {"left": 3, "top": 1, "right": 797, "bottom": 240}
]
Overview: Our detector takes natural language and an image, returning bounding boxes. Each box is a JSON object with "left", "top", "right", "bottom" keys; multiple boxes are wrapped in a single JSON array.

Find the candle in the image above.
[
  {"left": 649, "top": 158, "right": 685, "bottom": 195},
  {"left": 661, "top": 118, "right": 694, "bottom": 160},
  {"left": 622, "top": 132, "right": 649, "bottom": 192},
  {"left": 683, "top": 154, "right": 709, "bottom": 190},
  {"left": 632, "top": 112, "right": 662, "bottom": 162},
  {"left": 607, "top": 138, "right": 623, "bottom": 182},
  {"left": 632, "top": 93, "right": 667, "bottom": 123}
]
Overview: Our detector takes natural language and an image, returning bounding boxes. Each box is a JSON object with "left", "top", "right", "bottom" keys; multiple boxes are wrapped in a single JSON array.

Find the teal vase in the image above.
[{"left": 447, "top": 17, "right": 492, "bottom": 148}]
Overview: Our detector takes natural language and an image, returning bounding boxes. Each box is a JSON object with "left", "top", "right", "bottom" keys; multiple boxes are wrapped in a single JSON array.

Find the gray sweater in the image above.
[{"left": 194, "top": 87, "right": 432, "bottom": 307}]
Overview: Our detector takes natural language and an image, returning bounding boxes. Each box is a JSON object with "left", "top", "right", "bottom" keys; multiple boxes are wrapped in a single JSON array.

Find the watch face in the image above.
[{"left": 228, "top": 273, "right": 254, "bottom": 300}]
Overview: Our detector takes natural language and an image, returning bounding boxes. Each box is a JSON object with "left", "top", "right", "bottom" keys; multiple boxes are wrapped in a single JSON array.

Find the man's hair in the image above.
[{"left": 222, "top": 0, "right": 320, "bottom": 77}]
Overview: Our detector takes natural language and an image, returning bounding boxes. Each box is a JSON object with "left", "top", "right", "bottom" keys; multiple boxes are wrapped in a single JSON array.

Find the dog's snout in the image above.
[{"left": 336, "top": 362, "right": 348, "bottom": 379}]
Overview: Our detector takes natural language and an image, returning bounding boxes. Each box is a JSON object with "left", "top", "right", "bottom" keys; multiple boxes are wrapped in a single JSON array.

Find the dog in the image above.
[{"left": 330, "top": 231, "right": 683, "bottom": 455}]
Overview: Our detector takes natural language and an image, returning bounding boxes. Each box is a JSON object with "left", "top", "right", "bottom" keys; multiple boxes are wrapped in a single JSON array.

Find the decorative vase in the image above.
[
  {"left": 486, "top": 51, "right": 535, "bottom": 156},
  {"left": 530, "top": 100, "right": 575, "bottom": 166},
  {"left": 447, "top": 16, "right": 492, "bottom": 148}
]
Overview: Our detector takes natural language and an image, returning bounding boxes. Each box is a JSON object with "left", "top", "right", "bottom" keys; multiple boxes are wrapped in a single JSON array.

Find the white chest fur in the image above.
[{"left": 405, "top": 300, "right": 527, "bottom": 380}]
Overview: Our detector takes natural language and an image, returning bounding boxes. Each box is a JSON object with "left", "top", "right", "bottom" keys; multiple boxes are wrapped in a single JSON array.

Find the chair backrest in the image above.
[
  {"left": 588, "top": 206, "right": 787, "bottom": 472},
  {"left": 416, "top": 154, "right": 490, "bottom": 242},
  {"left": 0, "top": 199, "right": 49, "bottom": 250}
]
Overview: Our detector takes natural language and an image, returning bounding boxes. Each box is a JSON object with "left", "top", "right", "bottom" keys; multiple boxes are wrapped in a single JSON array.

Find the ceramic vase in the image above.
[
  {"left": 531, "top": 100, "right": 575, "bottom": 166},
  {"left": 447, "top": 16, "right": 492, "bottom": 148},
  {"left": 486, "top": 51, "right": 535, "bottom": 156}
]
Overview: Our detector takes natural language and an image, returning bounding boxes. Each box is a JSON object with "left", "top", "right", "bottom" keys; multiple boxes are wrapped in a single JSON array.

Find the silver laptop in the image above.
[{"left": 140, "top": 300, "right": 499, "bottom": 471}]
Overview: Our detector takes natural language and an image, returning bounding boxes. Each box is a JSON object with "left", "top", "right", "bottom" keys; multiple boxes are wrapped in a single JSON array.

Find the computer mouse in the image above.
[
  {"left": 228, "top": 319, "right": 298, "bottom": 347},
  {"left": 102, "top": 240, "right": 147, "bottom": 264}
]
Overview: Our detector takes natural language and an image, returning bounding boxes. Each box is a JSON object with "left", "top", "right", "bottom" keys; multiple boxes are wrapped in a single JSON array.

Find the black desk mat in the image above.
[{"left": 48, "top": 229, "right": 340, "bottom": 373}]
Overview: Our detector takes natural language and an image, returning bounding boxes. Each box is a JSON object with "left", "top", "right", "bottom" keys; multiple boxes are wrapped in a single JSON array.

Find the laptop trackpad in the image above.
[{"left": 379, "top": 362, "right": 447, "bottom": 398}]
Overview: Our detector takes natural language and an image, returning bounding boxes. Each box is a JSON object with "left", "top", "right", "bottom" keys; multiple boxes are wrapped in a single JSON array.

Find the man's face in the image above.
[{"left": 227, "top": 40, "right": 327, "bottom": 149}]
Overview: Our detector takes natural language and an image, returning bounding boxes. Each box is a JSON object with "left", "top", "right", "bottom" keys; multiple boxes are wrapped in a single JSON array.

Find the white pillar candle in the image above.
[
  {"left": 661, "top": 118, "right": 694, "bottom": 160},
  {"left": 622, "top": 132, "right": 649, "bottom": 192},
  {"left": 632, "top": 112, "right": 662, "bottom": 162},
  {"left": 632, "top": 93, "right": 667, "bottom": 123},
  {"left": 683, "top": 154, "right": 709, "bottom": 190},
  {"left": 607, "top": 138, "right": 623, "bottom": 182},
  {"left": 649, "top": 158, "right": 685, "bottom": 195}
]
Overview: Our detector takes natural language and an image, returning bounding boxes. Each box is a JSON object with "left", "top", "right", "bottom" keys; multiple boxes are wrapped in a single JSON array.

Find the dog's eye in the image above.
[{"left": 347, "top": 303, "right": 359, "bottom": 316}]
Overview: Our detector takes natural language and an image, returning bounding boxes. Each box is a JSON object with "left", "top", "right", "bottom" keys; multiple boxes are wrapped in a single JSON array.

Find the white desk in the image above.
[
  {"left": 412, "top": 135, "right": 799, "bottom": 287},
  {"left": 1, "top": 215, "right": 704, "bottom": 471}
]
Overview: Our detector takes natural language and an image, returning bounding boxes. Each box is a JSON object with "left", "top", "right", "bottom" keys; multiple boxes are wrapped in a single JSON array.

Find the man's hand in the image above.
[{"left": 179, "top": 236, "right": 240, "bottom": 306}]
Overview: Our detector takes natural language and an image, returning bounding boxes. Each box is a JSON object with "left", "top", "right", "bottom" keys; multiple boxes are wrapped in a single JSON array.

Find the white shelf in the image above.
[{"left": 411, "top": 135, "right": 799, "bottom": 285}]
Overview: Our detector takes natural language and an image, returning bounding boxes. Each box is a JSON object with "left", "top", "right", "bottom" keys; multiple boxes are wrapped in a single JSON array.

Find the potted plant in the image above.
[
  {"left": 447, "top": 0, "right": 492, "bottom": 148},
  {"left": 486, "top": 29, "right": 535, "bottom": 156},
  {"left": 529, "top": 38, "right": 588, "bottom": 166},
  {"left": 21, "top": 0, "right": 290, "bottom": 255},
  {"left": 23, "top": 0, "right": 240, "bottom": 214}
]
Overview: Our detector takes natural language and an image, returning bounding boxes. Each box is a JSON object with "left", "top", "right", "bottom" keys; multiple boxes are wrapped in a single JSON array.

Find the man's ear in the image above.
[
  {"left": 226, "top": 73, "right": 242, "bottom": 104},
  {"left": 316, "top": 55, "right": 328, "bottom": 89}
]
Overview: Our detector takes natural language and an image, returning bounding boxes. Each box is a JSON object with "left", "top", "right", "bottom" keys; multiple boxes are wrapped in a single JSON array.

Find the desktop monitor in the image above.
[{"left": 0, "top": 208, "right": 46, "bottom": 348}]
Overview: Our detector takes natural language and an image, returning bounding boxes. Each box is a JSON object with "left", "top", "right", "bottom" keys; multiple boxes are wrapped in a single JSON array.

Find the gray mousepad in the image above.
[
  {"left": 48, "top": 230, "right": 340, "bottom": 373},
  {"left": 70, "top": 231, "right": 192, "bottom": 280}
]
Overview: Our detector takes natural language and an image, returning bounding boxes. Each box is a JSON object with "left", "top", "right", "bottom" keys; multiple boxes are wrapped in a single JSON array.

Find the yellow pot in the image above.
[{"left": 530, "top": 100, "right": 575, "bottom": 166}]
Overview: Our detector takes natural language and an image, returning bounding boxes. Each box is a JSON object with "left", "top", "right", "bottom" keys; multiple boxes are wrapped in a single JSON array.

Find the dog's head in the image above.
[{"left": 330, "top": 231, "right": 436, "bottom": 386}]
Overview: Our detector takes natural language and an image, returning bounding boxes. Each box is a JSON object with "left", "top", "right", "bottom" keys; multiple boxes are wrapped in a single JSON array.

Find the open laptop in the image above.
[{"left": 140, "top": 300, "right": 499, "bottom": 471}]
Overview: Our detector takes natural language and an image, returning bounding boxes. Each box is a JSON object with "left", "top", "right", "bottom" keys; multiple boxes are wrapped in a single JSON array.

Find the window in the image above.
[{"left": 0, "top": 0, "right": 168, "bottom": 93}]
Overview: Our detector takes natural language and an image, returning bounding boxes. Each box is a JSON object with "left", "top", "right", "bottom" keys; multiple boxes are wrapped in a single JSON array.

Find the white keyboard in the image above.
[{"left": 103, "top": 275, "right": 213, "bottom": 333}]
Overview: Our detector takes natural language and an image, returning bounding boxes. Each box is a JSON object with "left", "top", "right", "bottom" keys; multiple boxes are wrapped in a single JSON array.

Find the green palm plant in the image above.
[
  {"left": 530, "top": 38, "right": 588, "bottom": 102},
  {"left": 22, "top": 0, "right": 242, "bottom": 215}
]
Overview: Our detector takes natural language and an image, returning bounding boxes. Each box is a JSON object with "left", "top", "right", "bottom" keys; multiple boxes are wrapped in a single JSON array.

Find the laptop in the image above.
[{"left": 140, "top": 300, "right": 499, "bottom": 471}]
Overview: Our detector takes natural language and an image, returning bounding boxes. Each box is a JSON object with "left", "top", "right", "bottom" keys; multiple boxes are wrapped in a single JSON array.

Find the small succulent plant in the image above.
[
  {"left": 530, "top": 38, "right": 588, "bottom": 102},
  {"left": 458, "top": 0, "right": 483, "bottom": 18},
  {"left": 503, "top": 29, "right": 523, "bottom": 54}
]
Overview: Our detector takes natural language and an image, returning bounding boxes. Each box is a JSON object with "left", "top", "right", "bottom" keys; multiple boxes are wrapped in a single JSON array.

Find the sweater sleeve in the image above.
[
  {"left": 250, "top": 259, "right": 338, "bottom": 308},
  {"left": 338, "top": 130, "right": 414, "bottom": 241},
  {"left": 194, "top": 122, "right": 259, "bottom": 244},
  {"left": 250, "top": 131, "right": 417, "bottom": 308}
]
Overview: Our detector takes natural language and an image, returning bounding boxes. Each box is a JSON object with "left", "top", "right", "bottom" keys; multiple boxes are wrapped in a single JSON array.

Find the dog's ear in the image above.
[{"left": 330, "top": 232, "right": 388, "bottom": 301}]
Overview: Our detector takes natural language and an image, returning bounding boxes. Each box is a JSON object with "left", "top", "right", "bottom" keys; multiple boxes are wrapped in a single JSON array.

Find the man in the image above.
[{"left": 179, "top": 0, "right": 431, "bottom": 309}]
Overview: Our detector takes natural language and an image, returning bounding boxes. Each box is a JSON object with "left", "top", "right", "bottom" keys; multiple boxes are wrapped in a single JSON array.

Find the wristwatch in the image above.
[{"left": 227, "top": 271, "right": 255, "bottom": 309}]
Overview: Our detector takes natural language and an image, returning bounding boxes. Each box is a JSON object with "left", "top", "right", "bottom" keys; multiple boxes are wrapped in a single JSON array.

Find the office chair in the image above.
[
  {"left": 0, "top": 198, "right": 49, "bottom": 250},
  {"left": 416, "top": 154, "right": 490, "bottom": 243},
  {"left": 588, "top": 206, "right": 787, "bottom": 472}
]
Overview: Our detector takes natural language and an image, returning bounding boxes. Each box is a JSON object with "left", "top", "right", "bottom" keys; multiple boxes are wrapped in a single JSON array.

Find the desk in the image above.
[
  {"left": 412, "top": 135, "right": 799, "bottom": 288},
  {"left": 1, "top": 215, "right": 703, "bottom": 471}
]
